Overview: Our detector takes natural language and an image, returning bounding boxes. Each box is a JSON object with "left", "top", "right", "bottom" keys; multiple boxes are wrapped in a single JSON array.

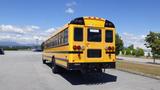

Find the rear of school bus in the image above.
[{"left": 67, "top": 16, "right": 116, "bottom": 73}]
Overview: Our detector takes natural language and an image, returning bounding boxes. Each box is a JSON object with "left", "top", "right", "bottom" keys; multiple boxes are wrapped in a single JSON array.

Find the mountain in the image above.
[
  {"left": 0, "top": 41, "right": 21, "bottom": 46},
  {"left": 0, "top": 41, "right": 35, "bottom": 46}
]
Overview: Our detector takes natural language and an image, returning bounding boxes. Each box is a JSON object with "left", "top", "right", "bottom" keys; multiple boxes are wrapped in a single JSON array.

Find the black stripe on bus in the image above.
[
  {"left": 55, "top": 57, "right": 68, "bottom": 62},
  {"left": 43, "top": 55, "right": 68, "bottom": 68},
  {"left": 43, "top": 55, "right": 68, "bottom": 62},
  {"left": 44, "top": 55, "right": 68, "bottom": 61},
  {"left": 106, "top": 52, "right": 115, "bottom": 54},
  {"left": 54, "top": 57, "right": 68, "bottom": 69},
  {"left": 46, "top": 51, "right": 83, "bottom": 54}
]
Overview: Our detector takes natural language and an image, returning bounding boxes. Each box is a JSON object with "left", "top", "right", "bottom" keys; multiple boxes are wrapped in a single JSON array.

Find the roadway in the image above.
[{"left": 0, "top": 51, "right": 160, "bottom": 90}]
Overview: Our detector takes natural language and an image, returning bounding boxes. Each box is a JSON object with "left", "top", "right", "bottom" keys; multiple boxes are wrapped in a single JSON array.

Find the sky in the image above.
[{"left": 0, "top": 0, "right": 160, "bottom": 48}]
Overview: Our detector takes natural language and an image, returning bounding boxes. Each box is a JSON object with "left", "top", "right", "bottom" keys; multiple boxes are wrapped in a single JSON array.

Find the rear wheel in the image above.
[
  {"left": 51, "top": 57, "right": 60, "bottom": 74},
  {"left": 42, "top": 57, "right": 46, "bottom": 64},
  {"left": 43, "top": 60, "right": 46, "bottom": 64}
]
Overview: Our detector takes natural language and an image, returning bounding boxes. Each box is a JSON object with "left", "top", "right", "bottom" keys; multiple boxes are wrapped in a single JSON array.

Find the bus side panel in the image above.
[{"left": 43, "top": 45, "right": 70, "bottom": 68}]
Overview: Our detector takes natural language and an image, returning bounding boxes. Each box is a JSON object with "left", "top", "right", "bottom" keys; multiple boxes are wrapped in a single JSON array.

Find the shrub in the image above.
[
  {"left": 135, "top": 48, "right": 144, "bottom": 57},
  {"left": 132, "top": 49, "right": 136, "bottom": 55},
  {"left": 126, "top": 48, "right": 131, "bottom": 55}
]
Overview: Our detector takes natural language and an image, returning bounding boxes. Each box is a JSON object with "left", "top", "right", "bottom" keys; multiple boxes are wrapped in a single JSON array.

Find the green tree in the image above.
[
  {"left": 132, "top": 49, "right": 136, "bottom": 55},
  {"left": 128, "top": 44, "right": 136, "bottom": 55},
  {"left": 135, "top": 48, "right": 144, "bottom": 57},
  {"left": 122, "top": 49, "right": 125, "bottom": 55},
  {"left": 128, "top": 44, "right": 134, "bottom": 50},
  {"left": 145, "top": 32, "right": 160, "bottom": 63},
  {"left": 125, "top": 48, "right": 131, "bottom": 55},
  {"left": 115, "top": 34, "right": 124, "bottom": 55}
]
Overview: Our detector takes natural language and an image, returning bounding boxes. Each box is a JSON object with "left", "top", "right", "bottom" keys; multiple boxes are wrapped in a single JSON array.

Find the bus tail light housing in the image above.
[
  {"left": 111, "top": 46, "right": 115, "bottom": 51},
  {"left": 105, "top": 46, "right": 115, "bottom": 51},
  {"left": 77, "top": 46, "right": 81, "bottom": 50},
  {"left": 108, "top": 46, "right": 112, "bottom": 51},
  {"left": 73, "top": 45, "right": 77, "bottom": 50},
  {"left": 73, "top": 45, "right": 82, "bottom": 50}
]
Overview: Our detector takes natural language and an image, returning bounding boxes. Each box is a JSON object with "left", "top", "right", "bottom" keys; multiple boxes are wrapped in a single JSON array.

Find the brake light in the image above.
[
  {"left": 73, "top": 45, "right": 81, "bottom": 50},
  {"left": 111, "top": 46, "right": 115, "bottom": 51},
  {"left": 105, "top": 46, "right": 114, "bottom": 51},
  {"left": 73, "top": 45, "right": 77, "bottom": 50},
  {"left": 77, "top": 46, "right": 81, "bottom": 50},
  {"left": 108, "top": 46, "right": 112, "bottom": 50}
]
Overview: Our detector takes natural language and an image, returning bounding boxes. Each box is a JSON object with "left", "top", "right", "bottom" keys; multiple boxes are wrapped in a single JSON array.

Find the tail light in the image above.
[
  {"left": 73, "top": 45, "right": 77, "bottom": 50},
  {"left": 105, "top": 46, "right": 115, "bottom": 51},
  {"left": 111, "top": 46, "right": 114, "bottom": 51},
  {"left": 73, "top": 45, "right": 81, "bottom": 50},
  {"left": 108, "top": 46, "right": 112, "bottom": 50},
  {"left": 77, "top": 46, "right": 81, "bottom": 50}
]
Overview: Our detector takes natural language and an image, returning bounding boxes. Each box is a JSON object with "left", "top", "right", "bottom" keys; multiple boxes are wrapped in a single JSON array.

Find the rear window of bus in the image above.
[
  {"left": 88, "top": 29, "right": 101, "bottom": 42},
  {"left": 74, "top": 27, "right": 83, "bottom": 41},
  {"left": 105, "top": 30, "right": 113, "bottom": 42}
]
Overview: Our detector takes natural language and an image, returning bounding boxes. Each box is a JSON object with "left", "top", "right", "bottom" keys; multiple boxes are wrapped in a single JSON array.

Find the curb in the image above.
[{"left": 117, "top": 68, "right": 160, "bottom": 80}]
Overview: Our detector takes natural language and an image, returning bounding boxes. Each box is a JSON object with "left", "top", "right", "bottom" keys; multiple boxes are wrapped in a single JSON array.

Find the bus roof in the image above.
[
  {"left": 70, "top": 16, "right": 115, "bottom": 28},
  {"left": 44, "top": 16, "right": 115, "bottom": 43}
]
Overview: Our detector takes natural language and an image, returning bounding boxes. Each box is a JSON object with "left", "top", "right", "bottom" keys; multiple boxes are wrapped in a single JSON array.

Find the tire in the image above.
[
  {"left": 51, "top": 57, "right": 59, "bottom": 74},
  {"left": 42, "top": 57, "right": 46, "bottom": 64},
  {"left": 42, "top": 60, "right": 46, "bottom": 64}
]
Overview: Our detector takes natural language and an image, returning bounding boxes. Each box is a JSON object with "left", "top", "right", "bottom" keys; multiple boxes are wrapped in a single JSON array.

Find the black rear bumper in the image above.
[{"left": 68, "top": 62, "right": 116, "bottom": 70}]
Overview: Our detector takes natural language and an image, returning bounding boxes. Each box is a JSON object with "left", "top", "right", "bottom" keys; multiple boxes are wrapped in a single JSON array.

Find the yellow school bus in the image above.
[{"left": 42, "top": 16, "right": 116, "bottom": 73}]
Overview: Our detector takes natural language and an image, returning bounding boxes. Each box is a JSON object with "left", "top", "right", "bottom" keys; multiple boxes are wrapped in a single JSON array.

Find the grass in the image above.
[{"left": 116, "top": 60, "right": 160, "bottom": 79}]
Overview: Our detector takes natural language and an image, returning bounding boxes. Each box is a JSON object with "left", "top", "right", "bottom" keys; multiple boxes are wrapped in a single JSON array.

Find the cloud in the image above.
[
  {"left": 0, "top": 35, "right": 12, "bottom": 40},
  {"left": 65, "top": 1, "right": 76, "bottom": 14},
  {"left": 0, "top": 24, "right": 148, "bottom": 49},
  {"left": 0, "top": 24, "right": 57, "bottom": 45},
  {"left": 66, "top": 1, "right": 76, "bottom": 7},
  {"left": 65, "top": 8, "right": 74, "bottom": 14},
  {"left": 0, "top": 25, "right": 25, "bottom": 34},
  {"left": 0, "top": 33, "right": 45, "bottom": 45},
  {"left": 121, "top": 32, "right": 147, "bottom": 49},
  {"left": 30, "top": 25, "right": 40, "bottom": 29},
  {"left": 45, "top": 28, "right": 56, "bottom": 33},
  {"left": 0, "top": 25, "right": 39, "bottom": 34}
]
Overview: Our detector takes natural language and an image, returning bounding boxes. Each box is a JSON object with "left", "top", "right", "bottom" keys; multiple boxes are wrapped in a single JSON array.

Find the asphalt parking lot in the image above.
[{"left": 0, "top": 51, "right": 160, "bottom": 90}]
